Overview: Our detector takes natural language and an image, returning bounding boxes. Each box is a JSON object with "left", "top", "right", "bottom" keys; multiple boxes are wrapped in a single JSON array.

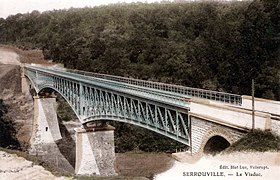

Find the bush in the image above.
[
  {"left": 0, "top": 99, "right": 21, "bottom": 149},
  {"left": 227, "top": 130, "right": 280, "bottom": 152}
]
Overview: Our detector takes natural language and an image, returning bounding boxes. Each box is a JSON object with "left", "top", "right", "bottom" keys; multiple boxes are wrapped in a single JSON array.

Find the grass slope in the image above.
[{"left": 227, "top": 130, "right": 280, "bottom": 152}]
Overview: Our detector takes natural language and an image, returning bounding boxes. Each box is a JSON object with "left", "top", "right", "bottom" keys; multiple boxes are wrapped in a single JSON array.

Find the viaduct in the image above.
[{"left": 20, "top": 64, "right": 280, "bottom": 176}]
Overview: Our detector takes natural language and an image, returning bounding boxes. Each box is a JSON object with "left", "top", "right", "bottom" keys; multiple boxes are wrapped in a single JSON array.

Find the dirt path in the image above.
[
  {"left": 155, "top": 151, "right": 280, "bottom": 180},
  {"left": 0, "top": 48, "right": 20, "bottom": 65},
  {"left": 0, "top": 65, "right": 17, "bottom": 79}
]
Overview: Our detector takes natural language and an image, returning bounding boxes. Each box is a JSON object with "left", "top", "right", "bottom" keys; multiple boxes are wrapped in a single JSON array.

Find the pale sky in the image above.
[{"left": 0, "top": 0, "right": 161, "bottom": 18}]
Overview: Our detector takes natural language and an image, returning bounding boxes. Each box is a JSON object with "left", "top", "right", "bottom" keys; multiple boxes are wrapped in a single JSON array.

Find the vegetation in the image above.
[
  {"left": 0, "top": 99, "right": 20, "bottom": 149},
  {"left": 0, "top": 0, "right": 279, "bottom": 100},
  {"left": 112, "top": 121, "right": 187, "bottom": 153},
  {"left": 227, "top": 130, "right": 280, "bottom": 152},
  {"left": 56, "top": 95, "right": 76, "bottom": 122}
]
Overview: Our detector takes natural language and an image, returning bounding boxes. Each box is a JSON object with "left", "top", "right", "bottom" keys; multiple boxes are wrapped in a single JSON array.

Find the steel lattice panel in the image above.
[{"left": 25, "top": 65, "right": 190, "bottom": 145}]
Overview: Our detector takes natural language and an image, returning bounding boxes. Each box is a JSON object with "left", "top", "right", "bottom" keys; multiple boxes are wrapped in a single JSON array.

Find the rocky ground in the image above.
[{"left": 0, "top": 151, "right": 69, "bottom": 180}]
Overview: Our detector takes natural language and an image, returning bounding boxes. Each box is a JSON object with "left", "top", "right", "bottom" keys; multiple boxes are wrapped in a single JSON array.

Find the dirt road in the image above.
[{"left": 0, "top": 48, "right": 20, "bottom": 65}]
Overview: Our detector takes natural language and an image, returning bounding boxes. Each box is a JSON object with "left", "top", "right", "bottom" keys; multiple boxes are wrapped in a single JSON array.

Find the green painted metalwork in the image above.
[
  {"left": 68, "top": 69, "right": 242, "bottom": 105},
  {"left": 24, "top": 65, "right": 190, "bottom": 145}
]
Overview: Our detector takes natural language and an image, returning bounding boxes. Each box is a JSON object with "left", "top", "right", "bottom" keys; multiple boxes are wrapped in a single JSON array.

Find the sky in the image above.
[{"left": 0, "top": 0, "right": 161, "bottom": 18}]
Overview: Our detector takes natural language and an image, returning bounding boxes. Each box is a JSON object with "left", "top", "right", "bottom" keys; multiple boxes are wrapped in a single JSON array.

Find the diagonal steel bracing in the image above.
[
  {"left": 24, "top": 65, "right": 190, "bottom": 145},
  {"left": 68, "top": 69, "right": 242, "bottom": 105}
]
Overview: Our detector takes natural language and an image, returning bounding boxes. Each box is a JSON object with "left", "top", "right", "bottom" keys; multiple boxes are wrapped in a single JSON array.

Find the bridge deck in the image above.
[
  {"left": 24, "top": 65, "right": 193, "bottom": 145},
  {"left": 25, "top": 65, "right": 189, "bottom": 109},
  {"left": 67, "top": 69, "right": 242, "bottom": 105},
  {"left": 23, "top": 65, "right": 279, "bottom": 145}
]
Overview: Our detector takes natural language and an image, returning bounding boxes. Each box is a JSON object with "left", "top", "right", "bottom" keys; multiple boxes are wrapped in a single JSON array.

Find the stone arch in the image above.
[
  {"left": 199, "top": 126, "right": 237, "bottom": 155},
  {"left": 203, "top": 135, "right": 230, "bottom": 155}
]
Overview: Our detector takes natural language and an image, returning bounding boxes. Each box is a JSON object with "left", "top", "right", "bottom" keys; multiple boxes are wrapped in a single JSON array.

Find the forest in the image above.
[{"left": 0, "top": 0, "right": 279, "bottom": 100}]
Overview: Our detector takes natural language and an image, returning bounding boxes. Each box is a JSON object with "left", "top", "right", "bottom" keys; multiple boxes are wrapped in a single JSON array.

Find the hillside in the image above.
[
  {"left": 0, "top": 48, "right": 34, "bottom": 149},
  {"left": 0, "top": 0, "right": 279, "bottom": 100}
]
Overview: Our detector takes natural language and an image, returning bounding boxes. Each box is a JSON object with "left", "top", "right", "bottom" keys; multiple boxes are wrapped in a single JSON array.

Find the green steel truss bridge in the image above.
[{"left": 24, "top": 65, "right": 242, "bottom": 146}]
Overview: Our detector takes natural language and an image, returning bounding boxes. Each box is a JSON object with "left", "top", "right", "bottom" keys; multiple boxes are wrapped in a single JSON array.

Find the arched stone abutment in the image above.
[{"left": 189, "top": 115, "right": 246, "bottom": 156}]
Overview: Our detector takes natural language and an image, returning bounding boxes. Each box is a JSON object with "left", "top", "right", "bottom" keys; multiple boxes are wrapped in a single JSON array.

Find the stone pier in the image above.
[
  {"left": 21, "top": 75, "right": 29, "bottom": 94},
  {"left": 29, "top": 96, "right": 62, "bottom": 151},
  {"left": 21, "top": 65, "right": 29, "bottom": 94},
  {"left": 75, "top": 123, "right": 117, "bottom": 176},
  {"left": 29, "top": 96, "right": 75, "bottom": 172}
]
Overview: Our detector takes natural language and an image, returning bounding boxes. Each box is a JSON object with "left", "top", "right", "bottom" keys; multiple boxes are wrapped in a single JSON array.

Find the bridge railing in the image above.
[
  {"left": 67, "top": 69, "right": 242, "bottom": 105},
  {"left": 25, "top": 66, "right": 190, "bottom": 108}
]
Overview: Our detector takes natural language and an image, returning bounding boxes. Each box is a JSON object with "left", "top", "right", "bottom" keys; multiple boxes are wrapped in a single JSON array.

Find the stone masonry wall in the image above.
[
  {"left": 88, "top": 130, "right": 116, "bottom": 176},
  {"left": 75, "top": 127, "right": 117, "bottom": 176},
  {"left": 190, "top": 116, "right": 246, "bottom": 154},
  {"left": 271, "top": 119, "right": 280, "bottom": 136},
  {"left": 30, "top": 97, "right": 74, "bottom": 173}
]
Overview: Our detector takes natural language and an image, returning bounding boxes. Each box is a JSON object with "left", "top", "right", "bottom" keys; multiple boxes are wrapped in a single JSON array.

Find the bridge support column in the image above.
[
  {"left": 29, "top": 96, "right": 62, "bottom": 154},
  {"left": 21, "top": 65, "right": 29, "bottom": 94},
  {"left": 75, "top": 124, "right": 117, "bottom": 176},
  {"left": 21, "top": 75, "right": 29, "bottom": 94},
  {"left": 29, "top": 96, "right": 77, "bottom": 172}
]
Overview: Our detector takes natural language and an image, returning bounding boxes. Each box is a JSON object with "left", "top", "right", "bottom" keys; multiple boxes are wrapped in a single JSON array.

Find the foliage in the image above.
[
  {"left": 0, "top": 1, "right": 279, "bottom": 100},
  {"left": 112, "top": 122, "right": 187, "bottom": 153},
  {"left": 56, "top": 95, "right": 76, "bottom": 122},
  {"left": 227, "top": 130, "right": 280, "bottom": 152},
  {"left": 0, "top": 99, "right": 20, "bottom": 149}
]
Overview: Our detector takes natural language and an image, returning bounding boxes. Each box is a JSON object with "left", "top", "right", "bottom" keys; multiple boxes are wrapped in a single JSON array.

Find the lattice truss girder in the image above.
[{"left": 25, "top": 67, "right": 190, "bottom": 145}]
